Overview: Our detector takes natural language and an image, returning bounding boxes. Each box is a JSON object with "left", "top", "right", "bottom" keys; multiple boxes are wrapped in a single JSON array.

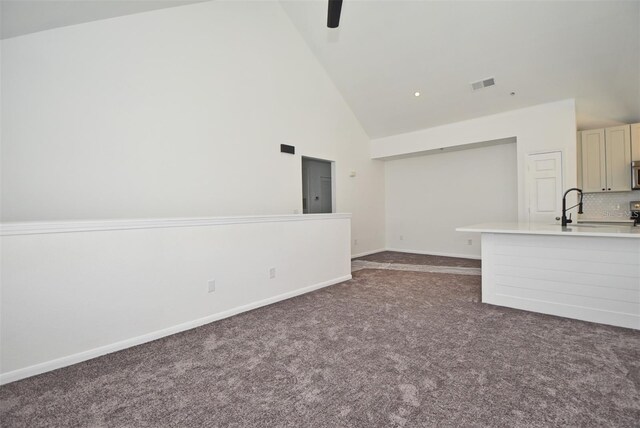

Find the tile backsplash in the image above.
[{"left": 579, "top": 191, "right": 640, "bottom": 220}]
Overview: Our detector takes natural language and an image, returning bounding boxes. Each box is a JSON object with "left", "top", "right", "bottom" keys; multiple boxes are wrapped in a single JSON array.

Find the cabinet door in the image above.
[
  {"left": 631, "top": 123, "right": 640, "bottom": 161},
  {"left": 576, "top": 132, "right": 582, "bottom": 188},
  {"left": 605, "top": 125, "right": 631, "bottom": 191},
  {"left": 580, "top": 129, "right": 606, "bottom": 192}
]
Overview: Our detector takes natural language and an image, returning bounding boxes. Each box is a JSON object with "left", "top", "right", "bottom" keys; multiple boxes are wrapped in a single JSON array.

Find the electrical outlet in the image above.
[
  {"left": 467, "top": 239, "right": 473, "bottom": 246},
  {"left": 353, "top": 239, "right": 358, "bottom": 246},
  {"left": 269, "top": 267, "right": 276, "bottom": 279},
  {"left": 399, "top": 235, "right": 404, "bottom": 241},
  {"left": 207, "top": 279, "right": 216, "bottom": 293}
]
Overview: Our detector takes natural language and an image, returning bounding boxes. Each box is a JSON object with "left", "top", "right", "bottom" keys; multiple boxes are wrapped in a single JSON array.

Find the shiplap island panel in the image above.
[{"left": 457, "top": 223, "right": 640, "bottom": 330}]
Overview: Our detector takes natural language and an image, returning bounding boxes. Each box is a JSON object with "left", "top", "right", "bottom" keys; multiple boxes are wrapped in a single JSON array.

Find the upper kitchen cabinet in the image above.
[
  {"left": 605, "top": 126, "right": 632, "bottom": 191},
  {"left": 580, "top": 129, "right": 606, "bottom": 192},
  {"left": 632, "top": 123, "right": 640, "bottom": 161},
  {"left": 579, "top": 125, "right": 631, "bottom": 193}
]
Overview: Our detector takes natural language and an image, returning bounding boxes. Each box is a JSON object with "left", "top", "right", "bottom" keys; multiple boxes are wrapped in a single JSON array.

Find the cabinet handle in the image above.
[
  {"left": 608, "top": 188, "right": 611, "bottom": 191},
  {"left": 602, "top": 188, "right": 605, "bottom": 191}
]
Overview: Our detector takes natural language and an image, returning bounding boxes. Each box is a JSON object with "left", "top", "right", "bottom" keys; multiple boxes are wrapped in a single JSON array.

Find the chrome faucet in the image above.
[{"left": 561, "top": 188, "right": 584, "bottom": 226}]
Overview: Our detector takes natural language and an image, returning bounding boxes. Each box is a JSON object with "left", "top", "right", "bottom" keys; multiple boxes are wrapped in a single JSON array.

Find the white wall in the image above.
[
  {"left": 0, "top": 214, "right": 351, "bottom": 383},
  {"left": 372, "top": 99, "right": 578, "bottom": 223},
  {"left": 0, "top": 1, "right": 385, "bottom": 255},
  {"left": 385, "top": 142, "right": 518, "bottom": 258}
]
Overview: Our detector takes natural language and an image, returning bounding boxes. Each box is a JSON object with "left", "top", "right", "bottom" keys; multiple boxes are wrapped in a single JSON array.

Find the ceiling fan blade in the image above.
[{"left": 327, "top": 0, "right": 343, "bottom": 28}]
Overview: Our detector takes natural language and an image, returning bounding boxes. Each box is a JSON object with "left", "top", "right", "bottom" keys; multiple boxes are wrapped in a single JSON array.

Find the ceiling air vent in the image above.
[{"left": 471, "top": 77, "right": 495, "bottom": 91}]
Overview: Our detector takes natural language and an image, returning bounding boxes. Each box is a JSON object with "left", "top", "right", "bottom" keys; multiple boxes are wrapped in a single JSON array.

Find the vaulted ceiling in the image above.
[
  {"left": 280, "top": 0, "right": 640, "bottom": 138},
  {"left": 2, "top": 0, "right": 639, "bottom": 139}
]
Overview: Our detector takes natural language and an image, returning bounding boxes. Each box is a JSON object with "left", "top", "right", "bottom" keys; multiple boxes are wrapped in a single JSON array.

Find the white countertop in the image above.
[{"left": 456, "top": 222, "right": 640, "bottom": 238}]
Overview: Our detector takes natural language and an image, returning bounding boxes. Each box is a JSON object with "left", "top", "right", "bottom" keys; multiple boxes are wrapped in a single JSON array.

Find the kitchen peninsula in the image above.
[{"left": 457, "top": 223, "right": 640, "bottom": 329}]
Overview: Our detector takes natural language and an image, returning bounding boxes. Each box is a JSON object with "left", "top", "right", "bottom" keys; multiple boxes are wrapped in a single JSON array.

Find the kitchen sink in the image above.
[
  {"left": 549, "top": 223, "right": 635, "bottom": 228},
  {"left": 549, "top": 223, "right": 610, "bottom": 228},
  {"left": 577, "top": 222, "right": 635, "bottom": 226}
]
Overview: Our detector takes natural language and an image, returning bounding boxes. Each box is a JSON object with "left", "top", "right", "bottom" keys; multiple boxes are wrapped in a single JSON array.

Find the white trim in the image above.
[
  {"left": 0, "top": 274, "right": 352, "bottom": 385},
  {"left": 491, "top": 294, "right": 640, "bottom": 330},
  {"left": 0, "top": 213, "right": 352, "bottom": 236},
  {"left": 384, "top": 248, "right": 482, "bottom": 260},
  {"left": 351, "top": 248, "right": 386, "bottom": 259}
]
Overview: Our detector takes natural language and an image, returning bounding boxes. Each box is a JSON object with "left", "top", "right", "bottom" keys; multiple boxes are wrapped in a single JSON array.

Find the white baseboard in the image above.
[
  {"left": 351, "top": 248, "right": 386, "bottom": 259},
  {"left": 0, "top": 274, "right": 351, "bottom": 385},
  {"left": 384, "top": 248, "right": 481, "bottom": 260}
]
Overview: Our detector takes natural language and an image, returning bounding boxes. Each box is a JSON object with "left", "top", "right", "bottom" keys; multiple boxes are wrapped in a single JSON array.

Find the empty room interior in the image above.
[{"left": 1, "top": 0, "right": 640, "bottom": 426}]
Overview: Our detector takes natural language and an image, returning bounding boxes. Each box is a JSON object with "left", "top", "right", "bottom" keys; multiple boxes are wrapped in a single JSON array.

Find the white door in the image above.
[{"left": 526, "top": 151, "right": 563, "bottom": 223}]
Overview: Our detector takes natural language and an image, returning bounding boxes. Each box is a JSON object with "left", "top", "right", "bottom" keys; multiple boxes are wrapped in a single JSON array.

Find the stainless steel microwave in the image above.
[{"left": 633, "top": 161, "right": 640, "bottom": 190}]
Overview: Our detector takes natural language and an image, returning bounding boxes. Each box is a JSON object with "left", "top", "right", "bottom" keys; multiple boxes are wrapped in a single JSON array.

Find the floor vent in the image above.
[{"left": 471, "top": 77, "right": 495, "bottom": 91}]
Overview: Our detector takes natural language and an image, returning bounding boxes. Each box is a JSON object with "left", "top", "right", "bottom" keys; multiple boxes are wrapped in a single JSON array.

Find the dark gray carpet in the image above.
[
  {"left": 355, "top": 251, "right": 481, "bottom": 268},
  {"left": 1, "top": 269, "right": 639, "bottom": 427}
]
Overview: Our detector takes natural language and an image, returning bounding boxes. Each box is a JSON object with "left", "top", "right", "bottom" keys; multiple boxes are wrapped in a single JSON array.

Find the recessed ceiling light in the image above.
[{"left": 414, "top": 91, "right": 421, "bottom": 97}]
